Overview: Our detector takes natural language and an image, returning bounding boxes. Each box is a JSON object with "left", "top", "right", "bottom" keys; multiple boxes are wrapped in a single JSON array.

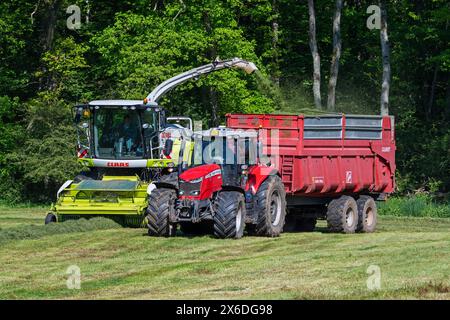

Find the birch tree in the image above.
[
  {"left": 380, "top": 0, "right": 391, "bottom": 116},
  {"left": 308, "top": 0, "right": 321, "bottom": 108}
]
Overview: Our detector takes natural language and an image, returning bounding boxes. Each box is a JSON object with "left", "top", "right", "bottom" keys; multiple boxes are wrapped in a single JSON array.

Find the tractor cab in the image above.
[{"left": 169, "top": 128, "right": 259, "bottom": 224}]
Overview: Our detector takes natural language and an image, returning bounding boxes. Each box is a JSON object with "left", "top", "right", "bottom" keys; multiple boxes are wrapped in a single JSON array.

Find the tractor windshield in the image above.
[{"left": 93, "top": 107, "right": 157, "bottom": 159}]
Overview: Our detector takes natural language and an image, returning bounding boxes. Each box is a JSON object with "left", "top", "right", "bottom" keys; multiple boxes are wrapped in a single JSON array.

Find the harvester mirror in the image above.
[
  {"left": 142, "top": 123, "right": 150, "bottom": 129},
  {"left": 163, "top": 139, "right": 173, "bottom": 156}
]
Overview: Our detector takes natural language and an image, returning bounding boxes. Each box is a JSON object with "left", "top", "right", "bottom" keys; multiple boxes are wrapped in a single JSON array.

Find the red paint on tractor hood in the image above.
[{"left": 179, "top": 164, "right": 221, "bottom": 181}]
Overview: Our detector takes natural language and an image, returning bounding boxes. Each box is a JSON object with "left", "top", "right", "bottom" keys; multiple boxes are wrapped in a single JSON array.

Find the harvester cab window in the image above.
[{"left": 94, "top": 107, "right": 145, "bottom": 159}]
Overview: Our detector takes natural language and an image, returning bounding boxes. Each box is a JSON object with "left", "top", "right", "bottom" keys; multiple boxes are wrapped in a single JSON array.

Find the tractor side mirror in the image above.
[{"left": 163, "top": 139, "right": 173, "bottom": 156}]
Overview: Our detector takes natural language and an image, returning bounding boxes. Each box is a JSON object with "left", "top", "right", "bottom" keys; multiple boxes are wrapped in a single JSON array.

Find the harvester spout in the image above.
[
  {"left": 231, "top": 60, "right": 258, "bottom": 74},
  {"left": 146, "top": 57, "right": 258, "bottom": 104}
]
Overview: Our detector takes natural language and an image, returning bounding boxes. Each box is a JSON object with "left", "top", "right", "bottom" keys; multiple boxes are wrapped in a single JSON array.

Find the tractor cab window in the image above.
[
  {"left": 93, "top": 107, "right": 148, "bottom": 159},
  {"left": 196, "top": 136, "right": 257, "bottom": 166}
]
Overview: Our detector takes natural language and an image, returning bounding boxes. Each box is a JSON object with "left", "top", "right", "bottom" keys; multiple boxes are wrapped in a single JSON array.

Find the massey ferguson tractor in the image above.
[
  {"left": 146, "top": 127, "right": 287, "bottom": 239},
  {"left": 45, "top": 58, "right": 258, "bottom": 227}
]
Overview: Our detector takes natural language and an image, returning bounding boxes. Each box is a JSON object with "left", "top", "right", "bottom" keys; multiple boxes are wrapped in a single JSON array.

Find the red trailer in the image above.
[{"left": 226, "top": 113, "right": 396, "bottom": 233}]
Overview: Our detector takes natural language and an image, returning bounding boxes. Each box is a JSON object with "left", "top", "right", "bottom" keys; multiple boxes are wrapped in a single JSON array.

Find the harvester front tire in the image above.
[
  {"left": 356, "top": 196, "right": 377, "bottom": 233},
  {"left": 213, "top": 191, "right": 245, "bottom": 239},
  {"left": 45, "top": 213, "right": 57, "bottom": 225},
  {"left": 326, "top": 196, "right": 358, "bottom": 233},
  {"left": 146, "top": 188, "right": 176, "bottom": 237},
  {"left": 254, "top": 176, "right": 286, "bottom": 237}
]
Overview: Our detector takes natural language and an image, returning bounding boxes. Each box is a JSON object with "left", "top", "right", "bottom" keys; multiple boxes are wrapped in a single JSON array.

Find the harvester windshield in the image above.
[{"left": 93, "top": 106, "right": 157, "bottom": 160}]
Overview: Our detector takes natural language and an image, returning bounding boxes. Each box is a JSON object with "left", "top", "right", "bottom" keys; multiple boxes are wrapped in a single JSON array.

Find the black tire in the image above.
[
  {"left": 159, "top": 172, "right": 179, "bottom": 188},
  {"left": 254, "top": 176, "right": 286, "bottom": 237},
  {"left": 180, "top": 222, "right": 212, "bottom": 235},
  {"left": 356, "top": 196, "right": 377, "bottom": 233},
  {"left": 146, "top": 188, "right": 177, "bottom": 237},
  {"left": 45, "top": 213, "right": 57, "bottom": 225},
  {"left": 213, "top": 191, "right": 245, "bottom": 239},
  {"left": 326, "top": 196, "right": 358, "bottom": 233}
]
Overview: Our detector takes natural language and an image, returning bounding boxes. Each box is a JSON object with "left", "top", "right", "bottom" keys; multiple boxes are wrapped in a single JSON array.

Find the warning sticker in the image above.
[{"left": 346, "top": 171, "right": 352, "bottom": 184}]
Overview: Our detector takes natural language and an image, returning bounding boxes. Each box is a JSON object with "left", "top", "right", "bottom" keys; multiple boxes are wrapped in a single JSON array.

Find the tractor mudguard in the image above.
[{"left": 245, "top": 166, "right": 279, "bottom": 195}]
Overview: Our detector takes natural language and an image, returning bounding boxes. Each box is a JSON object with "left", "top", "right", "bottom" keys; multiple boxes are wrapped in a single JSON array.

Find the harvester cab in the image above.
[{"left": 46, "top": 58, "right": 258, "bottom": 227}]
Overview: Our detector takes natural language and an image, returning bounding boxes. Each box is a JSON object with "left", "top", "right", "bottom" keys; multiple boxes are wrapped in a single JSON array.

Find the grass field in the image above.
[{"left": 0, "top": 206, "right": 449, "bottom": 300}]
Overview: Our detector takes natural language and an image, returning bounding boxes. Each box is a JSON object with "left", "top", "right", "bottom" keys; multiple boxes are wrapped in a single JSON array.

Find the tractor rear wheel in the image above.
[
  {"left": 254, "top": 176, "right": 286, "bottom": 237},
  {"left": 326, "top": 196, "right": 358, "bottom": 233},
  {"left": 213, "top": 191, "right": 245, "bottom": 239},
  {"left": 45, "top": 213, "right": 57, "bottom": 225},
  {"left": 146, "top": 188, "right": 177, "bottom": 237},
  {"left": 356, "top": 196, "right": 377, "bottom": 233}
]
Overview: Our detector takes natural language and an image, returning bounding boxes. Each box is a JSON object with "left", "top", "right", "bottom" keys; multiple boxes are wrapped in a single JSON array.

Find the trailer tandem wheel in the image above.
[
  {"left": 326, "top": 196, "right": 358, "bottom": 233},
  {"left": 213, "top": 191, "right": 246, "bottom": 239},
  {"left": 146, "top": 188, "right": 177, "bottom": 237},
  {"left": 254, "top": 176, "right": 287, "bottom": 237},
  {"left": 356, "top": 196, "right": 377, "bottom": 233}
]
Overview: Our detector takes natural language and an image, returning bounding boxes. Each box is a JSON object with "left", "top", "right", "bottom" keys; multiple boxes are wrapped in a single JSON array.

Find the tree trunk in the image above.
[
  {"left": 380, "top": 0, "right": 391, "bottom": 116},
  {"left": 203, "top": 11, "right": 219, "bottom": 126},
  {"left": 38, "top": 0, "right": 60, "bottom": 91},
  {"left": 308, "top": 0, "right": 321, "bottom": 109},
  {"left": 327, "top": 0, "right": 343, "bottom": 111},
  {"left": 427, "top": 65, "right": 439, "bottom": 120},
  {"left": 271, "top": 0, "right": 280, "bottom": 86}
]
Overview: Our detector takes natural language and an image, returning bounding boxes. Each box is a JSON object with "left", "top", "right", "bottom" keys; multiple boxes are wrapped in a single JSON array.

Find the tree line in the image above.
[{"left": 0, "top": 0, "right": 448, "bottom": 203}]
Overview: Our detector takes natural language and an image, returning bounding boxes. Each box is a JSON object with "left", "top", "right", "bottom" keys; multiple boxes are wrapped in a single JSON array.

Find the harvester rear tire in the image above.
[
  {"left": 213, "top": 191, "right": 245, "bottom": 239},
  {"left": 254, "top": 176, "right": 286, "bottom": 237},
  {"left": 326, "top": 196, "right": 358, "bottom": 233},
  {"left": 356, "top": 196, "right": 377, "bottom": 233},
  {"left": 146, "top": 188, "right": 176, "bottom": 237},
  {"left": 45, "top": 213, "right": 57, "bottom": 225}
]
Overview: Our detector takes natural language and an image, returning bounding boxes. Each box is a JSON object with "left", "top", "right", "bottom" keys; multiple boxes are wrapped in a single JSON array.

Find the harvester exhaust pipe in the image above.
[{"left": 146, "top": 57, "right": 258, "bottom": 104}]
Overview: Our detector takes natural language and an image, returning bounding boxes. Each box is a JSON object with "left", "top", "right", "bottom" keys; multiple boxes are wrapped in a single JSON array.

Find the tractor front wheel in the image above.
[
  {"left": 146, "top": 188, "right": 177, "bottom": 237},
  {"left": 213, "top": 191, "right": 245, "bottom": 239}
]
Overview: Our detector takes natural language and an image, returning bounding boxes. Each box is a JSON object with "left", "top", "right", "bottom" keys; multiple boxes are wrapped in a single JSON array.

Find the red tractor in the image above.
[{"left": 145, "top": 127, "right": 287, "bottom": 239}]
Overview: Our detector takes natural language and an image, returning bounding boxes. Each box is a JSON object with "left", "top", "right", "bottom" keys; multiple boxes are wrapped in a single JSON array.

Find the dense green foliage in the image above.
[
  {"left": 379, "top": 194, "right": 450, "bottom": 218},
  {"left": 0, "top": 0, "right": 449, "bottom": 202}
]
